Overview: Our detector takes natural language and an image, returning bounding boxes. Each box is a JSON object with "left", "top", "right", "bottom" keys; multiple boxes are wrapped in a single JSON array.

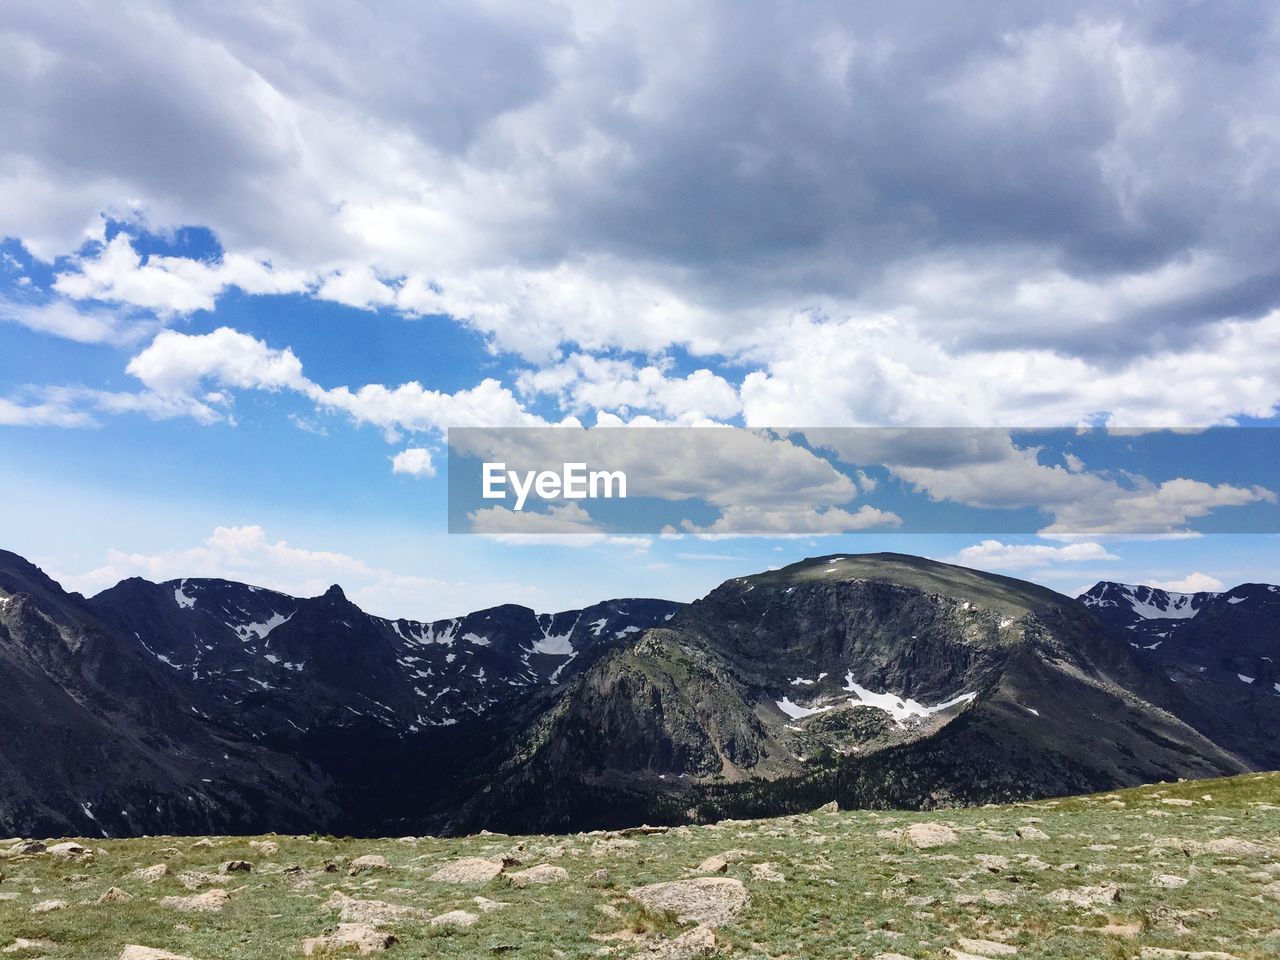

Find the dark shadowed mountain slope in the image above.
[
  {"left": 453, "top": 555, "right": 1252, "bottom": 833},
  {"left": 1081, "top": 579, "right": 1280, "bottom": 770},
  {"left": 0, "top": 548, "right": 680, "bottom": 837},
  {"left": 0, "top": 550, "right": 343, "bottom": 838},
  {"left": 2, "top": 547, "right": 1274, "bottom": 838}
]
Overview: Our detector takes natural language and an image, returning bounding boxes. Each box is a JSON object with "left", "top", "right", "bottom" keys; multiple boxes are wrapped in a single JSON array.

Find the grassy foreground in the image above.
[{"left": 1, "top": 772, "right": 1278, "bottom": 959}]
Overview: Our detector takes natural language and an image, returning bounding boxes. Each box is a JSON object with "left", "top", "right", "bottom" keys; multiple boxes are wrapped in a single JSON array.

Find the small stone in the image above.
[
  {"left": 97, "top": 886, "right": 134, "bottom": 903},
  {"left": 4, "top": 939, "right": 57, "bottom": 954},
  {"left": 750, "top": 862, "right": 785, "bottom": 882},
  {"left": 249, "top": 839, "right": 279, "bottom": 856},
  {"left": 219, "top": 860, "right": 252, "bottom": 874},
  {"left": 1153, "top": 873, "right": 1189, "bottom": 888},
  {"left": 694, "top": 855, "right": 728, "bottom": 874},
  {"left": 29, "top": 899, "right": 67, "bottom": 913},
  {"left": 129, "top": 864, "right": 168, "bottom": 883},
  {"left": 473, "top": 896, "right": 508, "bottom": 912},
  {"left": 1015, "top": 825, "right": 1049, "bottom": 841}
]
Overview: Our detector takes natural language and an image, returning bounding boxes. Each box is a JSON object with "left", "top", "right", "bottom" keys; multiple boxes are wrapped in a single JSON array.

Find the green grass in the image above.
[{"left": 2, "top": 771, "right": 1278, "bottom": 959}]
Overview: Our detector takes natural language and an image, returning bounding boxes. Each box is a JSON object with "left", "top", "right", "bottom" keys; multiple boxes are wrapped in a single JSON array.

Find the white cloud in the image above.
[
  {"left": 677, "top": 503, "right": 901, "bottom": 537},
  {"left": 53, "top": 523, "right": 536, "bottom": 620},
  {"left": 952, "top": 539, "right": 1120, "bottom": 570},
  {"left": 127, "top": 326, "right": 307, "bottom": 395},
  {"left": 53, "top": 234, "right": 310, "bottom": 315},
  {"left": 1145, "top": 572, "right": 1227, "bottom": 593},
  {"left": 316, "top": 266, "right": 397, "bottom": 310},
  {"left": 517, "top": 353, "right": 741, "bottom": 424},
  {"left": 0, "top": 296, "right": 155, "bottom": 344},
  {"left": 390, "top": 447, "right": 436, "bottom": 477},
  {"left": 467, "top": 501, "right": 652, "bottom": 549}
]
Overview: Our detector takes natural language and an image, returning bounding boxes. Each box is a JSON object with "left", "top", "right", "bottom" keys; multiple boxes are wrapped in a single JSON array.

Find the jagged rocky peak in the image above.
[{"left": 1080, "top": 580, "right": 1216, "bottom": 622}]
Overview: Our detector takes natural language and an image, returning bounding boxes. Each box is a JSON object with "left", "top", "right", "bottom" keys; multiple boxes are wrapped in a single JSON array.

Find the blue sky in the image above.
[{"left": 2, "top": 2, "right": 1279, "bottom": 618}]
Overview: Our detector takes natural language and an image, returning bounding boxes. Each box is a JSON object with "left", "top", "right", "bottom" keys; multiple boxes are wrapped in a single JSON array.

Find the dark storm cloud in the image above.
[{"left": 2, "top": 0, "right": 1279, "bottom": 358}]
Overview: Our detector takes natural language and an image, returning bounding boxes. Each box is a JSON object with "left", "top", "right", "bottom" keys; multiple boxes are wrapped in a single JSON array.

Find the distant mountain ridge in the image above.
[{"left": 1, "top": 548, "right": 1276, "bottom": 838}]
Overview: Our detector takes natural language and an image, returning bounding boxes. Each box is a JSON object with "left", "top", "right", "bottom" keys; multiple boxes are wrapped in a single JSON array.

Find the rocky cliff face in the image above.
[
  {"left": 1080, "top": 579, "right": 1280, "bottom": 771},
  {"left": 1, "top": 548, "right": 1273, "bottom": 838},
  {"left": 454, "top": 555, "right": 1251, "bottom": 833},
  {"left": 0, "top": 548, "right": 678, "bottom": 837}
]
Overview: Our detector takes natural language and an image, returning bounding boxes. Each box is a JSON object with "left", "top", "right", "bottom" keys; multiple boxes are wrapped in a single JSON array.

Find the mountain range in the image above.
[{"left": 1, "top": 548, "right": 1275, "bottom": 838}]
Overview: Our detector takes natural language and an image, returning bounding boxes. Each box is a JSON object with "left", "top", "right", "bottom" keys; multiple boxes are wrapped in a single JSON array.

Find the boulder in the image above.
[
  {"left": 430, "top": 909, "right": 479, "bottom": 928},
  {"left": 299, "top": 924, "right": 397, "bottom": 956},
  {"left": 161, "top": 889, "right": 232, "bottom": 913},
  {"left": 347, "top": 854, "right": 391, "bottom": 875},
  {"left": 627, "top": 877, "right": 749, "bottom": 927},
  {"left": 906, "top": 823, "right": 958, "bottom": 848},
  {"left": 508, "top": 863, "right": 569, "bottom": 887},
  {"left": 428, "top": 857, "right": 504, "bottom": 883}
]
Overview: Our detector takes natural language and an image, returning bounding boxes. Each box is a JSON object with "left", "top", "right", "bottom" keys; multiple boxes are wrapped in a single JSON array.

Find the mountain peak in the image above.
[{"left": 320, "top": 583, "right": 347, "bottom": 602}]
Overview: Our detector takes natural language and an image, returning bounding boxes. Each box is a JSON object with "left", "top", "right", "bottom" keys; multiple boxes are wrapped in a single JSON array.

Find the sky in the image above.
[{"left": 2, "top": 0, "right": 1279, "bottom": 619}]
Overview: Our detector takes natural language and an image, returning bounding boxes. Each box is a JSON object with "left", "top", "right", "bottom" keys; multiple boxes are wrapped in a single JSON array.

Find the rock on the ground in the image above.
[
  {"left": 653, "top": 924, "right": 717, "bottom": 958},
  {"left": 29, "top": 899, "right": 68, "bottom": 913},
  {"left": 627, "top": 877, "right": 749, "bottom": 927},
  {"left": 219, "top": 860, "right": 252, "bottom": 874},
  {"left": 324, "top": 890, "right": 424, "bottom": 924},
  {"left": 1015, "top": 825, "right": 1049, "bottom": 841},
  {"left": 98, "top": 886, "right": 134, "bottom": 903},
  {"left": 428, "top": 857, "right": 504, "bottom": 883},
  {"left": 1154, "top": 873, "right": 1189, "bottom": 888},
  {"left": 750, "top": 862, "right": 784, "bottom": 883},
  {"left": 1046, "top": 884, "right": 1121, "bottom": 907},
  {"left": 348, "top": 854, "right": 391, "bottom": 875},
  {"left": 47, "top": 841, "right": 94, "bottom": 862},
  {"left": 508, "top": 863, "right": 569, "bottom": 887},
  {"left": 161, "top": 889, "right": 232, "bottom": 913},
  {"left": 299, "top": 923, "right": 397, "bottom": 956},
  {"left": 430, "top": 909, "right": 479, "bottom": 928},
  {"left": 955, "top": 938, "right": 1018, "bottom": 956},
  {"left": 248, "top": 840, "right": 279, "bottom": 856},
  {"left": 129, "top": 864, "right": 168, "bottom": 882},
  {"left": 118, "top": 947, "right": 196, "bottom": 960},
  {"left": 906, "top": 823, "right": 958, "bottom": 848}
]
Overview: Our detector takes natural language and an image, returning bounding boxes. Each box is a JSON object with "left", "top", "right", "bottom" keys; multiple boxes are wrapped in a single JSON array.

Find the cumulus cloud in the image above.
[
  {"left": 2, "top": 0, "right": 1279, "bottom": 428},
  {"left": 390, "top": 447, "right": 436, "bottom": 477},
  {"left": 517, "top": 353, "right": 741, "bottom": 424},
  {"left": 676, "top": 503, "right": 901, "bottom": 537},
  {"left": 53, "top": 234, "right": 310, "bottom": 315},
  {"left": 1145, "top": 572, "right": 1227, "bottom": 593},
  {"left": 0, "top": 295, "right": 155, "bottom": 344},
  {"left": 952, "top": 539, "right": 1120, "bottom": 570},
  {"left": 467, "top": 501, "right": 652, "bottom": 549}
]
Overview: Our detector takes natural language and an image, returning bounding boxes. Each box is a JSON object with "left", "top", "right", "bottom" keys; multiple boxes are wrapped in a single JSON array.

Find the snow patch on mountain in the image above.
[{"left": 843, "top": 673, "right": 977, "bottom": 724}]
